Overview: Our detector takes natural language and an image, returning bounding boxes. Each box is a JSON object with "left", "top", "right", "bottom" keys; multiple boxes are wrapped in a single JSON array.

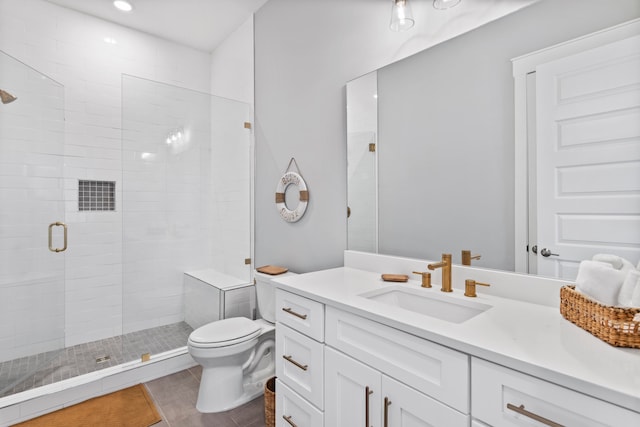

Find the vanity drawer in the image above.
[
  {"left": 276, "top": 323, "right": 324, "bottom": 410},
  {"left": 276, "top": 289, "right": 324, "bottom": 341},
  {"left": 325, "top": 306, "right": 470, "bottom": 413},
  {"left": 276, "top": 379, "right": 324, "bottom": 427},
  {"left": 472, "top": 358, "right": 640, "bottom": 426}
]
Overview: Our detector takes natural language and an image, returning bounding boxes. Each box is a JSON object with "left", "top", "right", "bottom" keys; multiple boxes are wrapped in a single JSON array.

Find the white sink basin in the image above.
[{"left": 360, "top": 285, "right": 491, "bottom": 323}]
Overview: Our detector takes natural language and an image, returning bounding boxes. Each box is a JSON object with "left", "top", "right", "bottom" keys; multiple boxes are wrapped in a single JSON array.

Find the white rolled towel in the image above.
[
  {"left": 592, "top": 254, "right": 635, "bottom": 275},
  {"left": 618, "top": 269, "right": 640, "bottom": 307},
  {"left": 632, "top": 282, "right": 640, "bottom": 307},
  {"left": 575, "top": 260, "right": 625, "bottom": 306}
]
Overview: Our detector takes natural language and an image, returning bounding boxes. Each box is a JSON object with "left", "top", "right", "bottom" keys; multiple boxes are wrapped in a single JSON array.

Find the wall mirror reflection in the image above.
[{"left": 346, "top": 1, "right": 640, "bottom": 280}]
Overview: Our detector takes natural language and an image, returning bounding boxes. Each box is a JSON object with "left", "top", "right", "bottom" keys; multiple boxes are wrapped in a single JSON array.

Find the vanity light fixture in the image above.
[
  {"left": 433, "top": 0, "right": 461, "bottom": 10},
  {"left": 113, "top": 0, "right": 133, "bottom": 12},
  {"left": 390, "top": 0, "right": 415, "bottom": 32}
]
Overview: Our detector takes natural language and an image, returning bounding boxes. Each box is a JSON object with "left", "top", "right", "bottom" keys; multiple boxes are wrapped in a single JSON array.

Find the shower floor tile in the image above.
[{"left": 0, "top": 322, "right": 193, "bottom": 398}]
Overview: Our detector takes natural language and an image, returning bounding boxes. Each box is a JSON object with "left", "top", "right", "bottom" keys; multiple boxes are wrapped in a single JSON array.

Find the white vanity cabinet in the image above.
[
  {"left": 471, "top": 358, "right": 640, "bottom": 426},
  {"left": 275, "top": 289, "right": 325, "bottom": 427},
  {"left": 273, "top": 259, "right": 640, "bottom": 427}
]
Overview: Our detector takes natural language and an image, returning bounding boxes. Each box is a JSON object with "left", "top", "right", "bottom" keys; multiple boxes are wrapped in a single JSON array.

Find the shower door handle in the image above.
[{"left": 48, "top": 222, "right": 68, "bottom": 253}]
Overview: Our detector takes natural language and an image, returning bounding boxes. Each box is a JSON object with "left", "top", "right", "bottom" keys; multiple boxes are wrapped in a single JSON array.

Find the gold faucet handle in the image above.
[
  {"left": 464, "top": 279, "right": 490, "bottom": 297},
  {"left": 461, "top": 250, "right": 481, "bottom": 266},
  {"left": 412, "top": 271, "right": 432, "bottom": 288}
]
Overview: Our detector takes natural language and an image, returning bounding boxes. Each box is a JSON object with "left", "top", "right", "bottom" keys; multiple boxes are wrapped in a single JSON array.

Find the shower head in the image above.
[{"left": 0, "top": 89, "right": 17, "bottom": 104}]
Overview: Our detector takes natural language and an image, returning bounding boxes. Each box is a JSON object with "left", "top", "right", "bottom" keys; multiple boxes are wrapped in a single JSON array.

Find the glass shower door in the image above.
[
  {"left": 0, "top": 51, "right": 66, "bottom": 397},
  {"left": 121, "top": 76, "right": 252, "bottom": 363}
]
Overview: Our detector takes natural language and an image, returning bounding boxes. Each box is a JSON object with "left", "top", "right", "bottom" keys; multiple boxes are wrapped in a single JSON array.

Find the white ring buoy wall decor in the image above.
[{"left": 275, "top": 171, "right": 309, "bottom": 222}]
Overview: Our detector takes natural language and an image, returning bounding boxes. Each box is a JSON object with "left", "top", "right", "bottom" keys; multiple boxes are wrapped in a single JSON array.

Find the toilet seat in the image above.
[{"left": 188, "top": 317, "right": 261, "bottom": 348}]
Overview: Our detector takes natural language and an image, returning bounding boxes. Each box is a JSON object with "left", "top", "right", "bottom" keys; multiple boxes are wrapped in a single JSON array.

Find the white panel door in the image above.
[
  {"left": 536, "top": 35, "right": 640, "bottom": 279},
  {"left": 325, "top": 346, "right": 381, "bottom": 427},
  {"left": 383, "top": 375, "right": 469, "bottom": 427}
]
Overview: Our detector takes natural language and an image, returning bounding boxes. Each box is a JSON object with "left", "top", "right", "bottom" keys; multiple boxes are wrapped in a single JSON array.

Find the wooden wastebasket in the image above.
[{"left": 264, "top": 376, "right": 276, "bottom": 427}]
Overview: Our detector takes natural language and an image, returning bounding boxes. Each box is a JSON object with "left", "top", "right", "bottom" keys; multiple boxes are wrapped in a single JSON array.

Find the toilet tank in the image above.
[
  {"left": 255, "top": 270, "right": 298, "bottom": 323},
  {"left": 184, "top": 269, "right": 256, "bottom": 330}
]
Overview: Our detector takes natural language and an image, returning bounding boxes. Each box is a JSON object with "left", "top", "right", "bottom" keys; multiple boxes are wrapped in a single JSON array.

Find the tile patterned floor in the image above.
[
  {"left": 0, "top": 322, "right": 193, "bottom": 398},
  {"left": 145, "top": 366, "right": 267, "bottom": 427}
]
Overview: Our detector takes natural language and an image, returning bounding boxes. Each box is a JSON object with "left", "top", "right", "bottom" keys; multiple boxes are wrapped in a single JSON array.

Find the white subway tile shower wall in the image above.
[
  {"left": 122, "top": 75, "right": 214, "bottom": 334},
  {"left": 0, "top": 0, "right": 212, "bottom": 348}
]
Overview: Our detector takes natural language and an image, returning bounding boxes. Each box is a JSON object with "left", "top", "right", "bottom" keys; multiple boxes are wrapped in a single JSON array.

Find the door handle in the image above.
[
  {"left": 531, "top": 245, "right": 538, "bottom": 254},
  {"left": 281, "top": 307, "right": 308, "bottom": 320},
  {"left": 383, "top": 397, "right": 392, "bottom": 427},
  {"left": 540, "top": 248, "right": 559, "bottom": 257},
  {"left": 365, "top": 386, "right": 373, "bottom": 427},
  {"left": 507, "top": 403, "right": 564, "bottom": 427},
  {"left": 282, "top": 355, "right": 308, "bottom": 371},
  {"left": 282, "top": 415, "right": 298, "bottom": 427},
  {"left": 48, "top": 222, "right": 68, "bottom": 253}
]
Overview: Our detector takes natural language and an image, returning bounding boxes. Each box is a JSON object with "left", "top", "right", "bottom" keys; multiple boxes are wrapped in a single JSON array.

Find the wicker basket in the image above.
[
  {"left": 560, "top": 285, "right": 640, "bottom": 348},
  {"left": 264, "top": 376, "right": 276, "bottom": 427}
]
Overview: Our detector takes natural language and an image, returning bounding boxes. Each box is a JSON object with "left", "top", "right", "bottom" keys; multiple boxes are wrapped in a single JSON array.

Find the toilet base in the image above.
[{"left": 195, "top": 362, "right": 274, "bottom": 413}]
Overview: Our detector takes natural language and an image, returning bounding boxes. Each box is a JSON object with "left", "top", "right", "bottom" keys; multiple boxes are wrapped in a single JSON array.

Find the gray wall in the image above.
[{"left": 254, "top": 0, "right": 640, "bottom": 274}]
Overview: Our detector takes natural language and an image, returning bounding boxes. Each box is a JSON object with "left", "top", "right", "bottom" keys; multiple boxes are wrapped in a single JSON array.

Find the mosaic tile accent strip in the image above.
[
  {"left": 0, "top": 322, "right": 193, "bottom": 398},
  {"left": 78, "top": 180, "right": 116, "bottom": 211}
]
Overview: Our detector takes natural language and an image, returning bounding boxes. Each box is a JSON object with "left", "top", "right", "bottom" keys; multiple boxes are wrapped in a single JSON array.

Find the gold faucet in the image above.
[
  {"left": 461, "top": 250, "right": 481, "bottom": 266},
  {"left": 428, "top": 253, "right": 452, "bottom": 292},
  {"left": 464, "top": 279, "right": 491, "bottom": 297},
  {"left": 412, "top": 271, "right": 432, "bottom": 288}
]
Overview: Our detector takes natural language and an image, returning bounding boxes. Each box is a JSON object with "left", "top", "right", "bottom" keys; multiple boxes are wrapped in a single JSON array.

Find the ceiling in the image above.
[{"left": 45, "top": 0, "right": 269, "bottom": 52}]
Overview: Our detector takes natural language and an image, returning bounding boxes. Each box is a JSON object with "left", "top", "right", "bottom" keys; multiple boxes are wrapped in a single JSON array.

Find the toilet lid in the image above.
[{"left": 189, "top": 317, "right": 261, "bottom": 347}]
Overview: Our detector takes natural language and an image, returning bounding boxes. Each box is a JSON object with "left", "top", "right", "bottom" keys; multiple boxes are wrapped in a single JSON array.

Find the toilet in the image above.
[{"left": 187, "top": 270, "right": 295, "bottom": 413}]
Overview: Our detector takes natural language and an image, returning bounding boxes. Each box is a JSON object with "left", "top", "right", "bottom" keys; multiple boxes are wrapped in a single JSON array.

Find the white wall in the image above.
[
  {"left": 0, "top": 0, "right": 212, "bottom": 348},
  {"left": 210, "top": 16, "right": 255, "bottom": 105},
  {"left": 254, "top": 0, "right": 640, "bottom": 273}
]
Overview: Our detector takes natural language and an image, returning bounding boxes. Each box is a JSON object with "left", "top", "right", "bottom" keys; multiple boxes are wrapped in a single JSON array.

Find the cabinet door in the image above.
[
  {"left": 383, "top": 375, "right": 469, "bottom": 427},
  {"left": 325, "top": 347, "right": 381, "bottom": 427}
]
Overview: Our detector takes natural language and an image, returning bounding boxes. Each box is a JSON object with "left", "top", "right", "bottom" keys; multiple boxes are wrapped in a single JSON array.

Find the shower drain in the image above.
[{"left": 95, "top": 355, "right": 111, "bottom": 364}]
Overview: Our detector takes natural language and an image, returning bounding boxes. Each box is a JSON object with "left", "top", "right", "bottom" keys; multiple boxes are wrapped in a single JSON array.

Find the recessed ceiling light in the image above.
[{"left": 113, "top": 0, "right": 133, "bottom": 12}]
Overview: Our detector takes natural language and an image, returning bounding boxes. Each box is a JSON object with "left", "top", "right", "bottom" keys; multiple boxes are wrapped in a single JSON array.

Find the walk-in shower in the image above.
[
  {"left": 0, "top": 89, "right": 16, "bottom": 104},
  {"left": 0, "top": 51, "right": 252, "bottom": 403}
]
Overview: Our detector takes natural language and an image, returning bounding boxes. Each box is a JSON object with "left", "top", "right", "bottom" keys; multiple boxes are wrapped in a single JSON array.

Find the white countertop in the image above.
[{"left": 273, "top": 266, "right": 640, "bottom": 413}]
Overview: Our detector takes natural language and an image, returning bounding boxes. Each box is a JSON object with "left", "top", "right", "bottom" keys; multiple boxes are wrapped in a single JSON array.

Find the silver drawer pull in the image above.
[
  {"left": 506, "top": 403, "right": 564, "bottom": 427},
  {"left": 283, "top": 415, "right": 298, "bottom": 427},
  {"left": 283, "top": 355, "right": 308, "bottom": 371},
  {"left": 282, "top": 307, "right": 308, "bottom": 320}
]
